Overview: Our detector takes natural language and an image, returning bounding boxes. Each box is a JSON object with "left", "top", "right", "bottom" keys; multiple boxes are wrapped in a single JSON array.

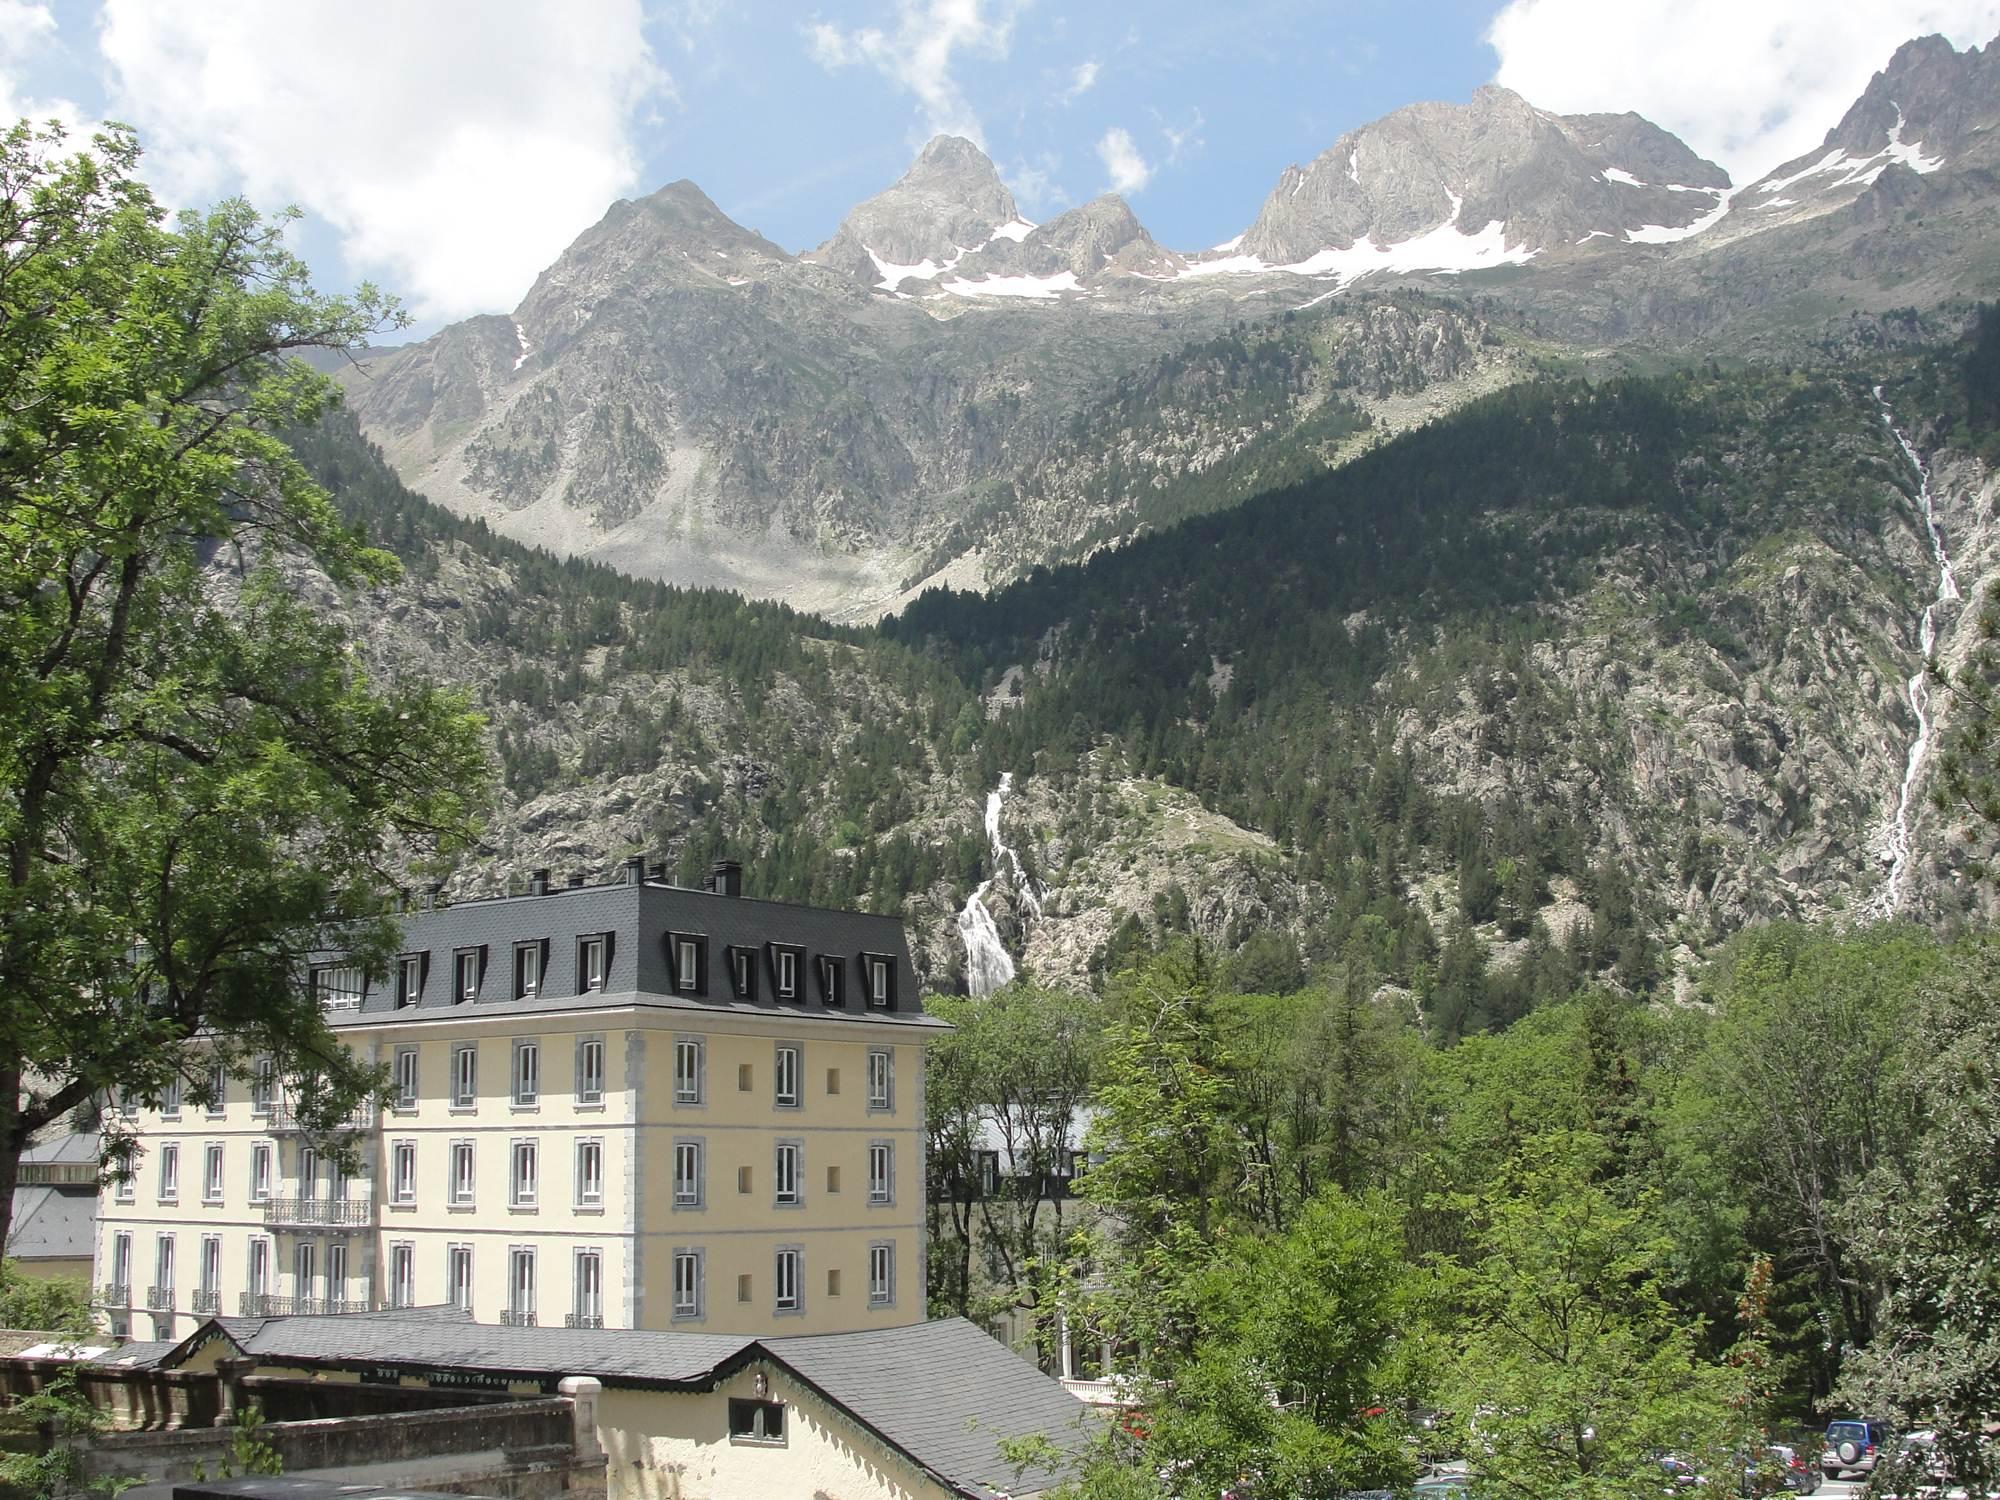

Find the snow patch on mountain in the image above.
[
  {"left": 1625, "top": 186, "right": 1737, "bottom": 244},
  {"left": 1182, "top": 192, "right": 1535, "bottom": 286},
  {"left": 940, "top": 270, "right": 1083, "bottom": 299}
]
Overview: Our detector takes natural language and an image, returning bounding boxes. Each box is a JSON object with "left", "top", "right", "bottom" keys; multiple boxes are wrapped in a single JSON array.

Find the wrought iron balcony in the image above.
[
  {"left": 564, "top": 1313, "right": 604, "bottom": 1329},
  {"left": 192, "top": 1289, "right": 221, "bottom": 1314},
  {"left": 263, "top": 1196, "right": 373, "bottom": 1227},
  {"left": 267, "top": 1100, "right": 376, "bottom": 1134},
  {"left": 98, "top": 1283, "right": 130, "bottom": 1307},
  {"left": 499, "top": 1309, "right": 538, "bottom": 1327},
  {"left": 144, "top": 1286, "right": 173, "bottom": 1310},
  {"left": 237, "top": 1293, "right": 359, "bottom": 1317}
]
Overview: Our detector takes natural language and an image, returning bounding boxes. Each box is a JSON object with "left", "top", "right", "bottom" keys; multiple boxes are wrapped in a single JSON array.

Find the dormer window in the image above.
[
  {"left": 578, "top": 934, "right": 612, "bottom": 993},
  {"left": 311, "top": 964, "right": 364, "bottom": 1011},
  {"left": 727, "top": 946, "right": 758, "bottom": 1002},
  {"left": 815, "top": 955, "right": 845, "bottom": 1008},
  {"left": 861, "top": 953, "right": 895, "bottom": 1010},
  {"left": 768, "top": 945, "right": 803, "bottom": 1002},
  {"left": 453, "top": 948, "right": 485, "bottom": 1003},
  {"left": 514, "top": 940, "right": 548, "bottom": 1000},
  {"left": 396, "top": 954, "right": 426, "bottom": 1008},
  {"left": 667, "top": 934, "right": 707, "bottom": 996}
]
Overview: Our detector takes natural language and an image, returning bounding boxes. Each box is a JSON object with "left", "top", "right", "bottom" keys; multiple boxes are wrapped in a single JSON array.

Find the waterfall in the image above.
[
  {"left": 1871, "top": 386, "right": 1960, "bottom": 918},
  {"left": 956, "top": 772, "right": 1041, "bottom": 997}
]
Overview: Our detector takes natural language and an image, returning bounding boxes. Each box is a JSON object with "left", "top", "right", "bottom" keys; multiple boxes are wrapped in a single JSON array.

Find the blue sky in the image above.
[{"left": 7, "top": 0, "right": 1998, "bottom": 336}]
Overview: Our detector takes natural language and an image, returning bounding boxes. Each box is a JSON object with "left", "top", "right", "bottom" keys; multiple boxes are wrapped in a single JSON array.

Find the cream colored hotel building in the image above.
[{"left": 91, "top": 859, "right": 940, "bottom": 1342}]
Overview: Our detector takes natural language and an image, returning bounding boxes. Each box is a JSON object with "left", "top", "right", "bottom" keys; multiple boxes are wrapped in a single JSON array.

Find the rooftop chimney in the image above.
[
  {"left": 568, "top": 872, "right": 586, "bottom": 889},
  {"left": 622, "top": 855, "right": 645, "bottom": 886},
  {"left": 393, "top": 887, "right": 408, "bottom": 914},
  {"left": 423, "top": 881, "right": 444, "bottom": 911},
  {"left": 529, "top": 868, "right": 550, "bottom": 896},
  {"left": 647, "top": 861, "right": 667, "bottom": 882},
  {"left": 710, "top": 860, "right": 743, "bottom": 898}
]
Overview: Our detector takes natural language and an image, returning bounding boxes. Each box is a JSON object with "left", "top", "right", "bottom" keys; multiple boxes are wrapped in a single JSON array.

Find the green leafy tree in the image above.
[
  {"left": 0, "top": 122, "right": 488, "bottom": 1249},
  {"left": 0, "top": 1369, "right": 114, "bottom": 1500},
  {"left": 1835, "top": 937, "right": 2000, "bottom": 1491},
  {"left": 0, "top": 1264, "right": 91, "bottom": 1335},
  {"left": 1443, "top": 1135, "right": 1747, "bottom": 1500}
]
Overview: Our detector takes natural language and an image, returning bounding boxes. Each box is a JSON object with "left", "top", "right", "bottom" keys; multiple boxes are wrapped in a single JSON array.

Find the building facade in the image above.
[{"left": 91, "top": 860, "right": 940, "bottom": 1342}]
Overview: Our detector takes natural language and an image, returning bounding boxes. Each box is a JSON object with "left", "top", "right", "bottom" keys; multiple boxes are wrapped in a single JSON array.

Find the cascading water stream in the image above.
[
  {"left": 1872, "top": 386, "right": 1960, "bottom": 917},
  {"left": 956, "top": 772, "right": 1042, "bottom": 997}
]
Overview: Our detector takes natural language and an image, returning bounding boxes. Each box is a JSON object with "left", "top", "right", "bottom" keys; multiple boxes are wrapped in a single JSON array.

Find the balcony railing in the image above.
[
  {"left": 144, "top": 1286, "right": 173, "bottom": 1310},
  {"left": 565, "top": 1313, "right": 604, "bottom": 1329},
  {"left": 499, "top": 1309, "right": 538, "bottom": 1327},
  {"left": 267, "top": 1100, "right": 376, "bottom": 1134},
  {"left": 193, "top": 1289, "right": 221, "bottom": 1314},
  {"left": 237, "top": 1293, "right": 362, "bottom": 1317},
  {"left": 98, "top": 1283, "right": 130, "bottom": 1307},
  {"left": 263, "top": 1197, "right": 373, "bottom": 1227}
]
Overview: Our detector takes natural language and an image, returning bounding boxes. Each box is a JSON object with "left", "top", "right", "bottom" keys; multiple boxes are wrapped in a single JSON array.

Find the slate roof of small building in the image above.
[
  {"left": 21, "top": 1133, "right": 100, "bottom": 1166},
  {"left": 226, "top": 1313, "right": 756, "bottom": 1387},
  {"left": 91, "top": 1338, "right": 180, "bottom": 1369},
  {"left": 5, "top": 1183, "right": 95, "bottom": 1261},
  {"left": 766, "top": 1318, "right": 1093, "bottom": 1499}
]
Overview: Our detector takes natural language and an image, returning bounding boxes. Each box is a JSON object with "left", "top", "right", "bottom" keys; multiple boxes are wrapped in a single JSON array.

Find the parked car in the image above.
[
  {"left": 1822, "top": 1417, "right": 1894, "bottom": 1479},
  {"left": 1740, "top": 1444, "right": 1814, "bottom": 1496}
]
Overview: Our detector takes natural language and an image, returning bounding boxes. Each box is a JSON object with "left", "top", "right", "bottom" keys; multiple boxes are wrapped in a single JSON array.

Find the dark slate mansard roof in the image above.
[
  {"left": 152, "top": 1311, "right": 1091, "bottom": 1499},
  {"left": 320, "top": 870, "right": 941, "bottom": 1033}
]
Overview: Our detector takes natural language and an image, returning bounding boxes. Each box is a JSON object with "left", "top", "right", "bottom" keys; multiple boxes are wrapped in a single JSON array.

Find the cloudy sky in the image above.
[{"left": 9, "top": 0, "right": 1999, "bottom": 335}]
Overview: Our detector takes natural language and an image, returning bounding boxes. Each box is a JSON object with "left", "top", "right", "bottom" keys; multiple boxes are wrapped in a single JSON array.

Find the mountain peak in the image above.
[{"left": 807, "top": 135, "right": 1021, "bottom": 287}]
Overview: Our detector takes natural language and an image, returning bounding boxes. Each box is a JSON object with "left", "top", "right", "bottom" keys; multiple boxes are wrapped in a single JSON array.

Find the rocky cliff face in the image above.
[
  {"left": 1234, "top": 85, "right": 1731, "bottom": 267},
  {"left": 336, "top": 31, "right": 2000, "bottom": 632}
]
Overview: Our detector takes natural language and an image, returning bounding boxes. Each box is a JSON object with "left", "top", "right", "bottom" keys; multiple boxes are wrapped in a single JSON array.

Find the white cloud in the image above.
[
  {"left": 0, "top": 1, "right": 92, "bottom": 130},
  {"left": 1006, "top": 151, "right": 1068, "bottom": 215},
  {"left": 1063, "top": 59, "right": 1100, "bottom": 102},
  {"left": 1161, "top": 107, "right": 1206, "bottom": 164},
  {"left": 1488, "top": 0, "right": 2000, "bottom": 184},
  {"left": 1096, "top": 126, "right": 1152, "bottom": 195},
  {"left": 807, "top": 0, "right": 1020, "bottom": 147},
  {"left": 93, "top": 0, "right": 668, "bottom": 324}
]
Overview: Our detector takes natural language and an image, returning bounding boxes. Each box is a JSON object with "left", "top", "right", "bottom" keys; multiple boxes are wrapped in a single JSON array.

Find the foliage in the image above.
[
  {"left": 1441, "top": 1134, "right": 1748, "bottom": 1500},
  {"left": 0, "top": 1370, "right": 116, "bottom": 1500},
  {"left": 187, "top": 1404, "right": 282, "bottom": 1483},
  {"left": 1834, "top": 936, "right": 2000, "bottom": 1492},
  {"left": 0, "top": 1266, "right": 90, "bottom": 1337},
  {"left": 0, "top": 121, "right": 489, "bottom": 1244}
]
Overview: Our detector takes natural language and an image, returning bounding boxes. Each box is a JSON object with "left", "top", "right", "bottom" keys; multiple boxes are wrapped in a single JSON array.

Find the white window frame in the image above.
[
  {"left": 511, "top": 1138, "right": 539, "bottom": 1208},
  {"left": 110, "top": 1232, "right": 132, "bottom": 1296},
  {"left": 676, "top": 937, "right": 700, "bottom": 992},
  {"left": 398, "top": 954, "right": 422, "bottom": 1008},
  {"left": 868, "top": 1141, "right": 893, "bottom": 1205},
  {"left": 867, "top": 956, "right": 892, "bottom": 1007},
  {"left": 161, "top": 1076, "right": 182, "bottom": 1118},
  {"left": 673, "top": 1138, "right": 704, "bottom": 1209},
  {"left": 774, "top": 1140, "right": 802, "bottom": 1208},
  {"left": 153, "top": 1234, "right": 175, "bottom": 1299},
  {"left": 247, "top": 1237, "right": 270, "bottom": 1296},
  {"left": 573, "top": 1248, "right": 604, "bottom": 1326},
  {"left": 449, "top": 1139, "right": 476, "bottom": 1207},
  {"left": 200, "top": 1235, "right": 221, "bottom": 1295},
  {"left": 394, "top": 1046, "right": 420, "bottom": 1109},
  {"left": 391, "top": 1140, "right": 417, "bottom": 1205},
  {"left": 575, "top": 1138, "right": 604, "bottom": 1208},
  {"left": 203, "top": 1143, "right": 225, "bottom": 1203},
  {"left": 390, "top": 1242, "right": 415, "bottom": 1309},
  {"left": 674, "top": 1036, "right": 704, "bottom": 1105},
  {"left": 774, "top": 1246, "right": 802, "bottom": 1315},
  {"left": 451, "top": 1044, "right": 477, "bottom": 1108},
  {"left": 581, "top": 936, "right": 607, "bottom": 992},
  {"left": 204, "top": 1062, "right": 226, "bottom": 1117},
  {"left": 869, "top": 1241, "right": 895, "bottom": 1307},
  {"left": 250, "top": 1058, "right": 274, "bottom": 1116},
  {"left": 515, "top": 943, "right": 541, "bottom": 1000},
  {"left": 775, "top": 948, "right": 798, "bottom": 999},
  {"left": 774, "top": 1044, "right": 800, "bottom": 1109},
  {"left": 249, "top": 1142, "right": 272, "bottom": 1203},
  {"left": 447, "top": 1244, "right": 473, "bottom": 1310},
  {"left": 512, "top": 1038, "right": 540, "bottom": 1107},
  {"left": 454, "top": 949, "right": 480, "bottom": 1003},
  {"left": 508, "top": 1245, "right": 537, "bottom": 1320},
  {"left": 327, "top": 1242, "right": 347, "bottom": 1305},
  {"left": 866, "top": 1048, "right": 893, "bottom": 1112},
  {"left": 158, "top": 1143, "right": 179, "bottom": 1203},
  {"left": 576, "top": 1036, "right": 605, "bottom": 1105},
  {"left": 672, "top": 1247, "right": 704, "bottom": 1321}
]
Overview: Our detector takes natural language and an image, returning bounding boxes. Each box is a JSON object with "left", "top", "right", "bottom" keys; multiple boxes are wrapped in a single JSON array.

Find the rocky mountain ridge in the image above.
[{"left": 337, "top": 30, "right": 2000, "bottom": 624}]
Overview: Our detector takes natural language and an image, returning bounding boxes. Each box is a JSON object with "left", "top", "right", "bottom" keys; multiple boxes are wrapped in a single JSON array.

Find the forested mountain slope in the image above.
[{"left": 307, "top": 325, "right": 2000, "bottom": 1020}]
